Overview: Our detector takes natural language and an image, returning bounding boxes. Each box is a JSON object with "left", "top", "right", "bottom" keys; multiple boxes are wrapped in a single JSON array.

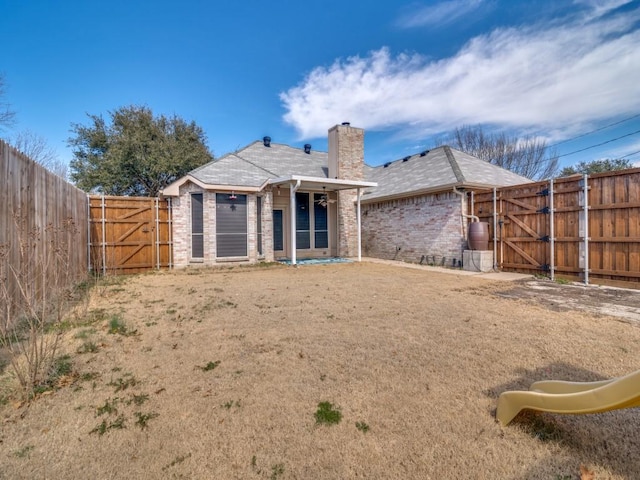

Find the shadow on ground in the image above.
[{"left": 488, "top": 362, "right": 640, "bottom": 479}]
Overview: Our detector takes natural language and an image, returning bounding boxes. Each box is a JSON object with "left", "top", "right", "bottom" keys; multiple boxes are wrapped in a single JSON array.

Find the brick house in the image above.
[
  {"left": 361, "top": 145, "right": 530, "bottom": 265},
  {"left": 162, "top": 123, "right": 529, "bottom": 267}
]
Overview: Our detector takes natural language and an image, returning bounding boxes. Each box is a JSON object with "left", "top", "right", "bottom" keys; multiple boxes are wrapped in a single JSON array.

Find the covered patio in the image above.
[{"left": 269, "top": 175, "right": 377, "bottom": 265}]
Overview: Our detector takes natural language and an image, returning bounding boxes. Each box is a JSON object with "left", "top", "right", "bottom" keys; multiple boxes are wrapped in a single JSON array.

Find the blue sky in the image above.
[{"left": 1, "top": 0, "right": 639, "bottom": 173}]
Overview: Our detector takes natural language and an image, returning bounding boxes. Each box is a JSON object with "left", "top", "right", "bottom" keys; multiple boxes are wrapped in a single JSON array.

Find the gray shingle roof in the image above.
[
  {"left": 362, "top": 146, "right": 531, "bottom": 201},
  {"left": 190, "top": 141, "right": 327, "bottom": 187},
  {"left": 183, "top": 141, "right": 531, "bottom": 198}
]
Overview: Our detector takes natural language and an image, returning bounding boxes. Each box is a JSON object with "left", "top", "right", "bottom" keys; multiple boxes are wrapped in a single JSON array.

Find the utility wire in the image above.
[
  {"left": 547, "top": 113, "right": 640, "bottom": 148},
  {"left": 556, "top": 129, "right": 640, "bottom": 158},
  {"left": 620, "top": 149, "right": 640, "bottom": 159}
]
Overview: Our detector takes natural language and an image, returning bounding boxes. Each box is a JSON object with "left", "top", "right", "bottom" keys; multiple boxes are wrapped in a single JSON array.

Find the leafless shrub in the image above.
[{"left": 0, "top": 213, "right": 86, "bottom": 399}]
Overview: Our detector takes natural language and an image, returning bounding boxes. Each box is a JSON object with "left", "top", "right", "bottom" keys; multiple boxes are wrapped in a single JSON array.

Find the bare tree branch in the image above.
[
  {"left": 0, "top": 73, "right": 17, "bottom": 132},
  {"left": 9, "top": 130, "right": 68, "bottom": 179},
  {"left": 444, "top": 125, "right": 559, "bottom": 180}
]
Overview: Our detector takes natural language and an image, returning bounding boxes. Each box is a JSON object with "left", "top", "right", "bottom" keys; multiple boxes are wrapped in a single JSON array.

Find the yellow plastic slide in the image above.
[{"left": 496, "top": 369, "right": 640, "bottom": 426}]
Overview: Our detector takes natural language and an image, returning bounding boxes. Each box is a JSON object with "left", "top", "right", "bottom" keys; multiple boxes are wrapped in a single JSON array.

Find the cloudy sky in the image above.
[{"left": 1, "top": 0, "right": 639, "bottom": 171}]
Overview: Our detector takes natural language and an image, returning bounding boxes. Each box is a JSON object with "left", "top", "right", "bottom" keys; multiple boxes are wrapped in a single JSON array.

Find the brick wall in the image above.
[
  {"left": 362, "top": 191, "right": 469, "bottom": 266},
  {"left": 260, "top": 188, "right": 275, "bottom": 263},
  {"left": 171, "top": 183, "right": 272, "bottom": 267},
  {"left": 172, "top": 183, "right": 216, "bottom": 267}
]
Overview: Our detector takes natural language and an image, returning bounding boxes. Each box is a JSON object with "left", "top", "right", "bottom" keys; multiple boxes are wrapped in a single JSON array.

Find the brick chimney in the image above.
[
  {"left": 328, "top": 123, "right": 364, "bottom": 180},
  {"left": 327, "top": 123, "right": 364, "bottom": 257}
]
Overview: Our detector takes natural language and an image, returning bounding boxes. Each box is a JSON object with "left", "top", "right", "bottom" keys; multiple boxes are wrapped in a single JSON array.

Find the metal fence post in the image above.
[
  {"left": 101, "top": 195, "right": 106, "bottom": 276},
  {"left": 583, "top": 174, "right": 589, "bottom": 285},
  {"left": 549, "top": 179, "right": 555, "bottom": 281}
]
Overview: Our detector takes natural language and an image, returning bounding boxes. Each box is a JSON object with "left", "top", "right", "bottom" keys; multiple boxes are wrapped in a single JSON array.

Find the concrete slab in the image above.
[
  {"left": 475, "top": 271, "right": 532, "bottom": 281},
  {"left": 360, "top": 257, "right": 532, "bottom": 282}
]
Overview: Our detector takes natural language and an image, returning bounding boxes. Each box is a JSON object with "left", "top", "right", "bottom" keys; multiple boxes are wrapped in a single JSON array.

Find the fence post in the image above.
[
  {"left": 549, "top": 179, "right": 555, "bottom": 281},
  {"left": 493, "top": 187, "right": 498, "bottom": 270},
  {"left": 87, "top": 195, "right": 92, "bottom": 273},
  {"left": 101, "top": 195, "right": 107, "bottom": 276},
  {"left": 168, "top": 198, "right": 173, "bottom": 269},
  {"left": 583, "top": 174, "right": 590, "bottom": 285},
  {"left": 155, "top": 197, "right": 160, "bottom": 270}
]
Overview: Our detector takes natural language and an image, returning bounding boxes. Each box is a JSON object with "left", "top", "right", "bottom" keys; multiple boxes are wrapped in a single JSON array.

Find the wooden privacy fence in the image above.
[
  {"left": 473, "top": 168, "right": 640, "bottom": 289},
  {"left": 1, "top": 140, "right": 88, "bottom": 329},
  {"left": 89, "top": 196, "right": 172, "bottom": 274}
]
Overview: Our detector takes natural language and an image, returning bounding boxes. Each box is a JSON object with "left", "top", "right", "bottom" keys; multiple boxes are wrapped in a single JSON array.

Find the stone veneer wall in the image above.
[
  {"left": 171, "top": 182, "right": 273, "bottom": 267},
  {"left": 329, "top": 124, "right": 364, "bottom": 257},
  {"left": 259, "top": 188, "right": 275, "bottom": 263},
  {"left": 361, "top": 191, "right": 469, "bottom": 266}
]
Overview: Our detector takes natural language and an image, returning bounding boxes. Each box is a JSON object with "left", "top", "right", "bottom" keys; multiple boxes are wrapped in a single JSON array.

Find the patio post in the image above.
[
  {"left": 290, "top": 179, "right": 301, "bottom": 265},
  {"left": 356, "top": 187, "right": 362, "bottom": 262}
]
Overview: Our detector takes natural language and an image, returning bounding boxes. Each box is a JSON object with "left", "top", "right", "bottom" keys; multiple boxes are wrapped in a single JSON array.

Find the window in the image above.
[
  {"left": 314, "top": 194, "right": 329, "bottom": 248},
  {"left": 295, "top": 192, "right": 310, "bottom": 249},
  {"left": 216, "top": 193, "right": 247, "bottom": 257},
  {"left": 273, "top": 209, "right": 284, "bottom": 251},
  {"left": 257, "top": 196, "right": 263, "bottom": 256},
  {"left": 191, "top": 193, "right": 204, "bottom": 258},
  {"left": 294, "top": 192, "right": 329, "bottom": 250}
]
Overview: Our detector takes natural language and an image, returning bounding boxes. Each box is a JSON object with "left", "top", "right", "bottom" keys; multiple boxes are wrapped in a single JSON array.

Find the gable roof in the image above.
[
  {"left": 361, "top": 146, "right": 531, "bottom": 203},
  {"left": 163, "top": 139, "right": 531, "bottom": 198},
  {"left": 190, "top": 141, "right": 328, "bottom": 187}
]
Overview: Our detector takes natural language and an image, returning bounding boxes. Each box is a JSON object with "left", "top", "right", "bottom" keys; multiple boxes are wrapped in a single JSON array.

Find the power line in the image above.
[
  {"left": 556, "top": 129, "right": 640, "bottom": 158},
  {"left": 548, "top": 113, "right": 640, "bottom": 148},
  {"left": 620, "top": 149, "right": 640, "bottom": 159}
]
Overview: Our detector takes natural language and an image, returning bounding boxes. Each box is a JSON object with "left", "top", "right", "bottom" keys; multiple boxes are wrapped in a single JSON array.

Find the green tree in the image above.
[
  {"left": 69, "top": 105, "right": 213, "bottom": 196},
  {"left": 440, "top": 125, "right": 559, "bottom": 180},
  {"left": 559, "top": 158, "right": 634, "bottom": 176}
]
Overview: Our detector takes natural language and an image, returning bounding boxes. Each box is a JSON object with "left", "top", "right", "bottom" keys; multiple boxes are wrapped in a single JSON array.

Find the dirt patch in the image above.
[
  {"left": 496, "top": 279, "right": 640, "bottom": 325},
  {"left": 1, "top": 262, "right": 639, "bottom": 480}
]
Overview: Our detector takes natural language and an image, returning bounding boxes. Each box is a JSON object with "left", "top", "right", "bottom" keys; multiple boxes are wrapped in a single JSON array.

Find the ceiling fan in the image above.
[{"left": 315, "top": 187, "right": 337, "bottom": 208}]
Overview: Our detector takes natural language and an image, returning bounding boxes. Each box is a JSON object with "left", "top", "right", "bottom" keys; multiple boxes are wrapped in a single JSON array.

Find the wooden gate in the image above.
[
  {"left": 89, "top": 196, "right": 171, "bottom": 274},
  {"left": 474, "top": 181, "right": 551, "bottom": 275},
  {"left": 499, "top": 182, "right": 551, "bottom": 273},
  {"left": 473, "top": 169, "right": 640, "bottom": 288}
]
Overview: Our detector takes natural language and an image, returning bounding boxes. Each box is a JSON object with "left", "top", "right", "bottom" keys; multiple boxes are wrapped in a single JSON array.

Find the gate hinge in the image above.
[
  {"left": 537, "top": 206, "right": 550, "bottom": 214},
  {"left": 537, "top": 188, "right": 549, "bottom": 196},
  {"left": 538, "top": 235, "right": 550, "bottom": 242},
  {"left": 539, "top": 264, "right": 551, "bottom": 272}
]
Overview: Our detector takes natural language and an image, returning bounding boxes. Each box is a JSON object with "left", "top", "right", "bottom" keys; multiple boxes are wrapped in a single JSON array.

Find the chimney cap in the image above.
[
  {"left": 263, "top": 136, "right": 271, "bottom": 147},
  {"left": 304, "top": 144, "right": 311, "bottom": 154}
]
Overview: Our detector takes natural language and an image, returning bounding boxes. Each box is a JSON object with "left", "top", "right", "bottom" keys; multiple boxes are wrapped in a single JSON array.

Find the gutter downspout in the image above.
[
  {"left": 453, "top": 186, "right": 481, "bottom": 267},
  {"left": 452, "top": 186, "right": 479, "bottom": 223},
  {"left": 290, "top": 179, "right": 301, "bottom": 265}
]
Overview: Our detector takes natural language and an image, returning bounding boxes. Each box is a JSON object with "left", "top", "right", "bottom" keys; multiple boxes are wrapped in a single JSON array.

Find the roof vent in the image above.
[
  {"left": 304, "top": 144, "right": 311, "bottom": 154},
  {"left": 402, "top": 156, "right": 411, "bottom": 162},
  {"left": 341, "top": 122, "right": 350, "bottom": 126},
  {"left": 263, "top": 136, "right": 271, "bottom": 147},
  {"left": 420, "top": 150, "right": 429, "bottom": 157},
  {"left": 383, "top": 162, "right": 391, "bottom": 168}
]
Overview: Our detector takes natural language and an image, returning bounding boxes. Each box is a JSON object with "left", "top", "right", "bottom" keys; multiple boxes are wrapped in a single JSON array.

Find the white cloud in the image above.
[
  {"left": 280, "top": 5, "right": 640, "bottom": 141},
  {"left": 395, "top": 0, "right": 485, "bottom": 28},
  {"left": 608, "top": 138, "right": 640, "bottom": 159},
  {"left": 574, "top": 0, "right": 634, "bottom": 19}
]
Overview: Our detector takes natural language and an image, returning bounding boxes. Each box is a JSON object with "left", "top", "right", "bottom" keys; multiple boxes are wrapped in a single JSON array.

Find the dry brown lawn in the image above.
[{"left": 1, "top": 262, "right": 639, "bottom": 479}]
